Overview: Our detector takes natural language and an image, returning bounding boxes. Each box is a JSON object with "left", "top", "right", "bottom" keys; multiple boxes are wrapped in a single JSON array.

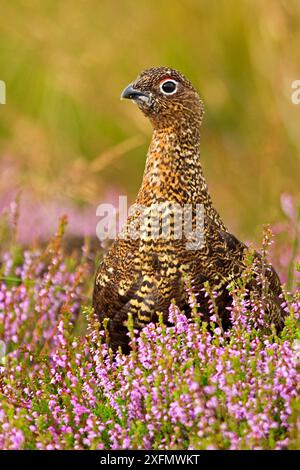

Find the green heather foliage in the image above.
[{"left": 0, "top": 217, "right": 299, "bottom": 450}]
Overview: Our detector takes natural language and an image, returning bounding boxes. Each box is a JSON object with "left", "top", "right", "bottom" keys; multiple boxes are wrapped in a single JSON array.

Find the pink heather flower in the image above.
[
  {"left": 57, "top": 321, "right": 64, "bottom": 334},
  {"left": 280, "top": 193, "right": 296, "bottom": 220},
  {"left": 10, "top": 429, "right": 24, "bottom": 449},
  {"left": 203, "top": 386, "right": 216, "bottom": 395}
]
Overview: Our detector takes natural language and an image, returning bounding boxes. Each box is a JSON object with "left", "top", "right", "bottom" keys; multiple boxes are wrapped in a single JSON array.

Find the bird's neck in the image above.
[
  {"left": 136, "top": 124, "right": 210, "bottom": 206},
  {"left": 136, "top": 123, "right": 227, "bottom": 230}
]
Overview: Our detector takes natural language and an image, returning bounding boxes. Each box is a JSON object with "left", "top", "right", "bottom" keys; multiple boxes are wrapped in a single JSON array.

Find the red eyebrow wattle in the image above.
[{"left": 159, "top": 77, "right": 174, "bottom": 84}]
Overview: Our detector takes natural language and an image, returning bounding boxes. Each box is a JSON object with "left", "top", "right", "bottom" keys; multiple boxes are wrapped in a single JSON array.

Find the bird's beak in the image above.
[{"left": 121, "top": 84, "right": 148, "bottom": 101}]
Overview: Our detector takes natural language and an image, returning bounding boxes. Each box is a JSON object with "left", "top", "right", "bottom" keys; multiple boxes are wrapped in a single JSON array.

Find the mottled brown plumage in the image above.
[{"left": 93, "top": 67, "right": 285, "bottom": 352}]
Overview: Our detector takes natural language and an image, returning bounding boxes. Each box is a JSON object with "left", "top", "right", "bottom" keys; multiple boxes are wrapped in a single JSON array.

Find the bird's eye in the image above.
[{"left": 159, "top": 79, "right": 178, "bottom": 95}]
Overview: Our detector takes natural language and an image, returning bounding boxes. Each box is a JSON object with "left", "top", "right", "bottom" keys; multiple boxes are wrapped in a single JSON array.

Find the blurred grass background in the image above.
[{"left": 0, "top": 0, "right": 299, "bottom": 242}]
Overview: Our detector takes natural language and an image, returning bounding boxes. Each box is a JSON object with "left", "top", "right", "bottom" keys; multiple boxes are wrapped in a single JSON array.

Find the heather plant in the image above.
[
  {"left": 270, "top": 193, "right": 300, "bottom": 291},
  {"left": 0, "top": 215, "right": 299, "bottom": 450}
]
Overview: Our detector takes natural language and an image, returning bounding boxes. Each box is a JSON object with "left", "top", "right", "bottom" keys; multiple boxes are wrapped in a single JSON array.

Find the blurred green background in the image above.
[{"left": 0, "top": 0, "right": 299, "bottom": 242}]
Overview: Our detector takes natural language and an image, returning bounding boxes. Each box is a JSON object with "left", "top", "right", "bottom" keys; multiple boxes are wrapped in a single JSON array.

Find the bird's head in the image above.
[{"left": 121, "top": 67, "right": 204, "bottom": 129}]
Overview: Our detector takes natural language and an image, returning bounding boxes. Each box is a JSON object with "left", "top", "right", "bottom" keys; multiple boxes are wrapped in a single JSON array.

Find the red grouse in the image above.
[{"left": 93, "top": 67, "right": 285, "bottom": 352}]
